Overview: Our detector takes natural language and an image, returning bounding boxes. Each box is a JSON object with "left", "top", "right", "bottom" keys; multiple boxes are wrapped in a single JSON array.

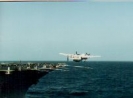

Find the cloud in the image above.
[{"left": 91, "top": 0, "right": 133, "bottom": 2}]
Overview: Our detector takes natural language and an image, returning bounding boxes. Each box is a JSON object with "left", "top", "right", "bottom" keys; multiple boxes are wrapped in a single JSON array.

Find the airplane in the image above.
[{"left": 59, "top": 51, "right": 101, "bottom": 62}]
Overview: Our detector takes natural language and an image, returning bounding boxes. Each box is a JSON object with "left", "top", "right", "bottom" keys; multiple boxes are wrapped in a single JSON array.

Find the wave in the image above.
[
  {"left": 74, "top": 66, "right": 93, "bottom": 69},
  {"left": 69, "top": 90, "right": 88, "bottom": 96}
]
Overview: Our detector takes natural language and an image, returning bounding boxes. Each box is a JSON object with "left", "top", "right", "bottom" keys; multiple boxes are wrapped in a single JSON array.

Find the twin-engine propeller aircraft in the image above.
[{"left": 59, "top": 51, "right": 101, "bottom": 62}]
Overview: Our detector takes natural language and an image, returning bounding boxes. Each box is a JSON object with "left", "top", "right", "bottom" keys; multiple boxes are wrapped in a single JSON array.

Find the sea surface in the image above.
[{"left": 23, "top": 61, "right": 133, "bottom": 98}]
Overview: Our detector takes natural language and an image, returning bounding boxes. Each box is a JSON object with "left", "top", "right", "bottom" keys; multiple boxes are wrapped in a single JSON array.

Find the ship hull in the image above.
[{"left": 0, "top": 70, "right": 49, "bottom": 98}]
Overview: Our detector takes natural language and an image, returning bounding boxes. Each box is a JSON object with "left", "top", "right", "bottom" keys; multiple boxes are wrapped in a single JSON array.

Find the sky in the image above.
[{"left": 0, "top": 1, "right": 133, "bottom": 61}]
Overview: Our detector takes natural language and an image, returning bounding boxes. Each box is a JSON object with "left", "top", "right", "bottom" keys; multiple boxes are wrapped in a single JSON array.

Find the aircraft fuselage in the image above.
[{"left": 69, "top": 54, "right": 88, "bottom": 62}]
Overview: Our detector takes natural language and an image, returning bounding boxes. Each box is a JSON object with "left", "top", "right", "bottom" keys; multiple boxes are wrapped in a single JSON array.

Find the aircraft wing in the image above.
[
  {"left": 59, "top": 53, "right": 72, "bottom": 56},
  {"left": 87, "top": 55, "right": 101, "bottom": 58}
]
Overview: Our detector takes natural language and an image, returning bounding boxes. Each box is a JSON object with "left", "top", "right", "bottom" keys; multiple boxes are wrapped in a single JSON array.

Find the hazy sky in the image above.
[{"left": 0, "top": 1, "right": 133, "bottom": 61}]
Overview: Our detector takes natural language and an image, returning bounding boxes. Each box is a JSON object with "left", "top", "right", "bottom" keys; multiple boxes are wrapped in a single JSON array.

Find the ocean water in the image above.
[{"left": 25, "top": 61, "right": 133, "bottom": 98}]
